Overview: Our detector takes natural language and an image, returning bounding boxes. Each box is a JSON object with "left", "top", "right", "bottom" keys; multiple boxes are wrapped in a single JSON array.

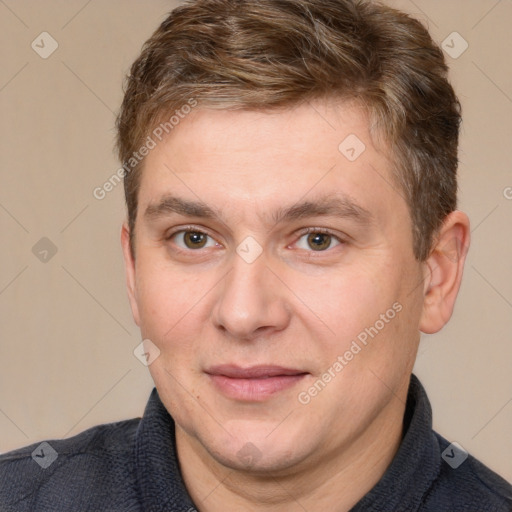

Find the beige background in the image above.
[{"left": 0, "top": 0, "right": 511, "bottom": 483}]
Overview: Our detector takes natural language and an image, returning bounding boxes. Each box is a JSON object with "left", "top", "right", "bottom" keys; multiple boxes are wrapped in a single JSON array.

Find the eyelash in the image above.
[{"left": 165, "top": 226, "right": 346, "bottom": 253}]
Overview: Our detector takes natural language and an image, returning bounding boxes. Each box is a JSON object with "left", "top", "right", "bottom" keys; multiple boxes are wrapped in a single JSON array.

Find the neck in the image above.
[{"left": 176, "top": 396, "right": 406, "bottom": 512}]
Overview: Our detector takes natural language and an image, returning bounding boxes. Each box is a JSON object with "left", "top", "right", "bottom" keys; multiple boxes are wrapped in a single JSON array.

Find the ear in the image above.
[
  {"left": 121, "top": 223, "right": 140, "bottom": 326},
  {"left": 419, "top": 210, "right": 470, "bottom": 334}
]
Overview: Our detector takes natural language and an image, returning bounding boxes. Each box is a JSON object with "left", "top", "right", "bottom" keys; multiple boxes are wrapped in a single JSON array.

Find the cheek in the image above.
[
  {"left": 135, "top": 277, "right": 171, "bottom": 337},
  {"left": 314, "top": 258, "right": 418, "bottom": 363},
  {"left": 133, "top": 258, "right": 219, "bottom": 360},
  {"left": 134, "top": 259, "right": 191, "bottom": 337},
  {"left": 311, "top": 265, "right": 390, "bottom": 336}
]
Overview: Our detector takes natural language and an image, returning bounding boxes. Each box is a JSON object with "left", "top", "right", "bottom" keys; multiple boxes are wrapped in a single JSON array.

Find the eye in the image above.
[
  {"left": 295, "top": 231, "right": 341, "bottom": 252},
  {"left": 171, "top": 230, "right": 218, "bottom": 250}
]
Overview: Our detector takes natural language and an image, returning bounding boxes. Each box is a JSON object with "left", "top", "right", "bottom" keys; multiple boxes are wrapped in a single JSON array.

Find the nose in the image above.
[{"left": 211, "top": 251, "right": 291, "bottom": 341}]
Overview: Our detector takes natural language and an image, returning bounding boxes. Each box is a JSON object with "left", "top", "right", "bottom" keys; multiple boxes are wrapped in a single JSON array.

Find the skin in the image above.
[{"left": 121, "top": 100, "right": 470, "bottom": 511}]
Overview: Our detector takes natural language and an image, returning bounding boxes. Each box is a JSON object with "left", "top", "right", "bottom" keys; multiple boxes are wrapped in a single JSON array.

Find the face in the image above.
[{"left": 122, "top": 100, "right": 427, "bottom": 474}]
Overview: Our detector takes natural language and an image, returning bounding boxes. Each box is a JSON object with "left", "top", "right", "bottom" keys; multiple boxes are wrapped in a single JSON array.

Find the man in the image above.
[{"left": 1, "top": 0, "right": 511, "bottom": 510}]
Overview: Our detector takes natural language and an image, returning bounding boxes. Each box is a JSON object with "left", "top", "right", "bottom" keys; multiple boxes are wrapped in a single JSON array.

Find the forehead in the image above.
[{"left": 137, "top": 100, "right": 406, "bottom": 226}]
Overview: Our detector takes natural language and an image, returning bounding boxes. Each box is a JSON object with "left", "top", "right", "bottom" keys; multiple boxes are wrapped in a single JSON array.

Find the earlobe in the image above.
[
  {"left": 419, "top": 211, "right": 470, "bottom": 334},
  {"left": 121, "top": 223, "right": 141, "bottom": 326}
]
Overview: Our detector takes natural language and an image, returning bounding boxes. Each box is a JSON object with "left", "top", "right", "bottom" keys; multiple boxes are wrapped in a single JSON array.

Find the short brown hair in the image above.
[{"left": 116, "top": 0, "right": 461, "bottom": 260}]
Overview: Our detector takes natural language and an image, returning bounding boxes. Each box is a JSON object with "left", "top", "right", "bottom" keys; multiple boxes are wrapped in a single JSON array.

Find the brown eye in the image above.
[
  {"left": 295, "top": 231, "right": 341, "bottom": 252},
  {"left": 307, "top": 233, "right": 332, "bottom": 251},
  {"left": 171, "top": 230, "right": 216, "bottom": 250},
  {"left": 183, "top": 231, "right": 208, "bottom": 249}
]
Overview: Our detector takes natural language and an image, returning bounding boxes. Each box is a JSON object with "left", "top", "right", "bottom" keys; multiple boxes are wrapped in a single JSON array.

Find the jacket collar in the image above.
[
  {"left": 135, "top": 388, "right": 197, "bottom": 511},
  {"left": 351, "top": 374, "right": 441, "bottom": 511}
]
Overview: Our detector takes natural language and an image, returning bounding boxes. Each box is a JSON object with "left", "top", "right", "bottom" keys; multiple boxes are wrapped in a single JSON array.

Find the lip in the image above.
[{"left": 206, "top": 365, "right": 308, "bottom": 401}]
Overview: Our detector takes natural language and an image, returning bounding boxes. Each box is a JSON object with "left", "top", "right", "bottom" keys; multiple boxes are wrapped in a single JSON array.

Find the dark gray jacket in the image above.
[{"left": 1, "top": 375, "right": 511, "bottom": 511}]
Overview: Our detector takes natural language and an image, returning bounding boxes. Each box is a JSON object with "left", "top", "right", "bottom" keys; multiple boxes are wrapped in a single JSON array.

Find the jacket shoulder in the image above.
[
  {"left": 0, "top": 418, "right": 141, "bottom": 512},
  {"left": 423, "top": 433, "right": 512, "bottom": 512}
]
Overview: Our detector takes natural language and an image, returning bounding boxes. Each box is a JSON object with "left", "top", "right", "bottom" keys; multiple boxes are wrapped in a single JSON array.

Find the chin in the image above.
[
  {"left": 198, "top": 421, "right": 314, "bottom": 474},
  {"left": 213, "top": 442, "right": 306, "bottom": 474}
]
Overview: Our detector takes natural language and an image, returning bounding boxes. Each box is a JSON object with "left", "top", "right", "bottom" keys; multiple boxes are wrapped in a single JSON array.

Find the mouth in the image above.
[{"left": 205, "top": 365, "right": 309, "bottom": 401}]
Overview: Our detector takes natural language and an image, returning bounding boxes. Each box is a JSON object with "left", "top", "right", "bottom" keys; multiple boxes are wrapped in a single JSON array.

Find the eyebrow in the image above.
[
  {"left": 144, "top": 195, "right": 216, "bottom": 220},
  {"left": 272, "top": 197, "right": 373, "bottom": 225},
  {"left": 143, "top": 194, "right": 374, "bottom": 226}
]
